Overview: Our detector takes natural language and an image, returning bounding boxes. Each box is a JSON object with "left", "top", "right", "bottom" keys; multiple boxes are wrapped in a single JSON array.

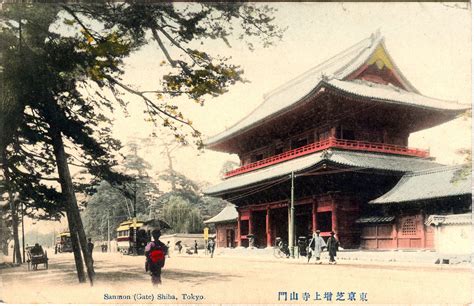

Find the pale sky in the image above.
[
  {"left": 113, "top": 2, "right": 471, "bottom": 184},
  {"left": 27, "top": 3, "right": 472, "bottom": 235}
]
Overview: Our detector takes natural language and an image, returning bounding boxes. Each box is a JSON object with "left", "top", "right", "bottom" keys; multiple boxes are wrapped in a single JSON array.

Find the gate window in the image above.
[
  {"left": 291, "top": 137, "right": 308, "bottom": 149},
  {"left": 401, "top": 218, "right": 416, "bottom": 235},
  {"left": 318, "top": 131, "right": 330, "bottom": 141},
  {"left": 251, "top": 153, "right": 264, "bottom": 162},
  {"left": 275, "top": 146, "right": 284, "bottom": 155}
]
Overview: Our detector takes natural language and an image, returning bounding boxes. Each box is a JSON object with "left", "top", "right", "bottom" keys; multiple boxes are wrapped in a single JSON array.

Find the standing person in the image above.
[
  {"left": 145, "top": 229, "right": 168, "bottom": 286},
  {"left": 194, "top": 240, "right": 198, "bottom": 254},
  {"left": 326, "top": 231, "right": 339, "bottom": 264},
  {"left": 166, "top": 241, "right": 171, "bottom": 258},
  {"left": 176, "top": 241, "right": 182, "bottom": 254},
  {"left": 309, "top": 230, "right": 326, "bottom": 264},
  {"left": 208, "top": 238, "right": 215, "bottom": 258},
  {"left": 87, "top": 238, "right": 94, "bottom": 264}
]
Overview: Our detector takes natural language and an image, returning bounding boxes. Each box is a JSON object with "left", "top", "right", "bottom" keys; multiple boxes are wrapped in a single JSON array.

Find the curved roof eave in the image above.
[
  {"left": 203, "top": 149, "right": 443, "bottom": 197},
  {"left": 206, "top": 80, "right": 468, "bottom": 150},
  {"left": 370, "top": 164, "right": 472, "bottom": 204}
]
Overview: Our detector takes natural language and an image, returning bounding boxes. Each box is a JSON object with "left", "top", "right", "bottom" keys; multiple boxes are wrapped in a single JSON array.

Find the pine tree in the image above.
[{"left": 1, "top": 2, "right": 283, "bottom": 283}]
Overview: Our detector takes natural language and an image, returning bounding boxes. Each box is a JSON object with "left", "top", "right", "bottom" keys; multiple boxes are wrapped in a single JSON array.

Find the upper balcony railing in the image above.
[{"left": 224, "top": 137, "right": 429, "bottom": 178}]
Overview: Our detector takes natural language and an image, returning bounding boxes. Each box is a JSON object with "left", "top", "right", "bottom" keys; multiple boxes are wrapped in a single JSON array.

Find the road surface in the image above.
[{"left": 1, "top": 251, "right": 472, "bottom": 304}]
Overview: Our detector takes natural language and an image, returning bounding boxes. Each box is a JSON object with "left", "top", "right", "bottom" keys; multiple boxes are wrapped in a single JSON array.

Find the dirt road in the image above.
[{"left": 1, "top": 251, "right": 472, "bottom": 304}]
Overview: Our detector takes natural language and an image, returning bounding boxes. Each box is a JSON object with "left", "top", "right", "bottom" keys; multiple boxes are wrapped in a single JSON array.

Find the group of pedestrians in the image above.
[
  {"left": 140, "top": 229, "right": 337, "bottom": 286},
  {"left": 308, "top": 230, "right": 339, "bottom": 264}
]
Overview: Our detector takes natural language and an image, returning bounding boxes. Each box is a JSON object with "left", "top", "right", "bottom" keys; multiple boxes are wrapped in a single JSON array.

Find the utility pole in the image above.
[
  {"left": 289, "top": 171, "right": 295, "bottom": 258},
  {"left": 21, "top": 202, "right": 25, "bottom": 263},
  {"left": 107, "top": 211, "right": 110, "bottom": 253},
  {"left": 52, "top": 228, "right": 56, "bottom": 250},
  {"left": 132, "top": 178, "right": 138, "bottom": 255}
]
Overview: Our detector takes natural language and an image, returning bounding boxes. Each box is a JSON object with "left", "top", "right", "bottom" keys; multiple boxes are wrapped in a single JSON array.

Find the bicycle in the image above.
[{"left": 273, "top": 237, "right": 290, "bottom": 258}]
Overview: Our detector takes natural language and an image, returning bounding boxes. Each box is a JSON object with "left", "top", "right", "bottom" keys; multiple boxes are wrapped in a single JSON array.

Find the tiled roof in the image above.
[
  {"left": 370, "top": 165, "right": 471, "bottom": 204},
  {"left": 425, "top": 213, "right": 472, "bottom": 226},
  {"left": 204, "top": 204, "right": 238, "bottom": 224},
  {"left": 206, "top": 32, "right": 468, "bottom": 148},
  {"left": 325, "top": 79, "right": 467, "bottom": 111},
  {"left": 355, "top": 216, "right": 395, "bottom": 224},
  {"left": 203, "top": 149, "right": 442, "bottom": 196}
]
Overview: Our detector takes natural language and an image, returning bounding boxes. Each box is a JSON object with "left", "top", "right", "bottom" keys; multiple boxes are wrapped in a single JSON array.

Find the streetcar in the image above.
[
  {"left": 116, "top": 219, "right": 149, "bottom": 255},
  {"left": 55, "top": 232, "right": 73, "bottom": 253}
]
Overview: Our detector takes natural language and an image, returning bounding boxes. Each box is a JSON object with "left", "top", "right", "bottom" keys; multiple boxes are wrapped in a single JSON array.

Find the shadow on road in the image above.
[
  {"left": 163, "top": 268, "right": 238, "bottom": 283},
  {"left": 1, "top": 255, "right": 241, "bottom": 287}
]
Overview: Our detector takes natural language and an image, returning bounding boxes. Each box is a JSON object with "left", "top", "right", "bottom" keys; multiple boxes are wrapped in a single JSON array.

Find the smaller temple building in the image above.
[
  {"left": 360, "top": 165, "right": 471, "bottom": 249},
  {"left": 204, "top": 204, "right": 238, "bottom": 248}
]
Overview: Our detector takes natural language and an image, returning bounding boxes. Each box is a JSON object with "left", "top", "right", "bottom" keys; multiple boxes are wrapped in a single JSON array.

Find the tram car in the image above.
[
  {"left": 55, "top": 232, "right": 73, "bottom": 253},
  {"left": 116, "top": 219, "right": 150, "bottom": 255}
]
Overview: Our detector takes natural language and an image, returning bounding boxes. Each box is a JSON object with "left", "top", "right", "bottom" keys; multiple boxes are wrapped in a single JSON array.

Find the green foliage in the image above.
[
  {"left": 162, "top": 195, "right": 203, "bottom": 234},
  {"left": 23, "top": 230, "right": 55, "bottom": 248},
  {"left": 0, "top": 203, "right": 13, "bottom": 255},
  {"left": 1, "top": 2, "right": 282, "bottom": 223},
  {"left": 60, "top": 2, "right": 284, "bottom": 148},
  {"left": 219, "top": 160, "right": 239, "bottom": 177},
  {"left": 84, "top": 144, "right": 160, "bottom": 240},
  {"left": 83, "top": 181, "right": 130, "bottom": 240},
  {"left": 450, "top": 148, "right": 471, "bottom": 184},
  {"left": 158, "top": 169, "right": 200, "bottom": 201},
  {"left": 198, "top": 195, "right": 229, "bottom": 221},
  {"left": 152, "top": 168, "right": 228, "bottom": 221}
]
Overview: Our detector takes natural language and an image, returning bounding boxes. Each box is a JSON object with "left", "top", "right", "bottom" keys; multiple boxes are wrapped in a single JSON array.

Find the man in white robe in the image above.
[{"left": 309, "top": 230, "right": 326, "bottom": 264}]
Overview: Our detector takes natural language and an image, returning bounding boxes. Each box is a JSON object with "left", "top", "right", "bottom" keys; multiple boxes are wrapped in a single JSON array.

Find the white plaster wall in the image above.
[
  {"left": 160, "top": 234, "right": 206, "bottom": 253},
  {"left": 436, "top": 224, "right": 472, "bottom": 255}
]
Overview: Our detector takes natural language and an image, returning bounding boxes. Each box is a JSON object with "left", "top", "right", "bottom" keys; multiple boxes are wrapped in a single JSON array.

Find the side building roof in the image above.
[
  {"left": 204, "top": 149, "right": 442, "bottom": 196},
  {"left": 204, "top": 204, "right": 238, "bottom": 224},
  {"left": 370, "top": 165, "right": 471, "bottom": 205}
]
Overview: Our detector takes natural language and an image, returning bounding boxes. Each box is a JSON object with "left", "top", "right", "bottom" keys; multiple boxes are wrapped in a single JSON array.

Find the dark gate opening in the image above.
[
  {"left": 317, "top": 212, "right": 332, "bottom": 232},
  {"left": 271, "top": 207, "right": 288, "bottom": 244},
  {"left": 295, "top": 205, "right": 312, "bottom": 239},
  {"left": 252, "top": 211, "right": 267, "bottom": 248}
]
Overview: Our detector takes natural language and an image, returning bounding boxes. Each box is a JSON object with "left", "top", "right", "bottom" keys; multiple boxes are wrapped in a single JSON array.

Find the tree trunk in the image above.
[
  {"left": 2, "top": 150, "right": 22, "bottom": 264},
  {"left": 65, "top": 207, "right": 86, "bottom": 283},
  {"left": 49, "top": 127, "right": 95, "bottom": 285},
  {"left": 164, "top": 143, "right": 176, "bottom": 191}
]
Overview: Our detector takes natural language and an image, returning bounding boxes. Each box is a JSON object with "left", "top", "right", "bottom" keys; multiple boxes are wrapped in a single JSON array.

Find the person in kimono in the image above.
[
  {"left": 309, "top": 230, "right": 326, "bottom": 264},
  {"left": 326, "top": 231, "right": 339, "bottom": 264}
]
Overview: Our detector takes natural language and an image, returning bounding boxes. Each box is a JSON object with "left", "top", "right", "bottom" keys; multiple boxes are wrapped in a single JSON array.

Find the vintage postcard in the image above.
[{"left": 0, "top": 2, "right": 472, "bottom": 304}]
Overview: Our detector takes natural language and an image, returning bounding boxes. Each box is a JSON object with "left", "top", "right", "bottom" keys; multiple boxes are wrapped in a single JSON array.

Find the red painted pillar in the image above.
[
  {"left": 237, "top": 212, "right": 241, "bottom": 247},
  {"left": 312, "top": 201, "right": 317, "bottom": 232},
  {"left": 419, "top": 214, "right": 426, "bottom": 249},
  {"left": 266, "top": 207, "right": 272, "bottom": 247},
  {"left": 249, "top": 210, "right": 253, "bottom": 235},
  {"left": 331, "top": 198, "right": 338, "bottom": 233}
]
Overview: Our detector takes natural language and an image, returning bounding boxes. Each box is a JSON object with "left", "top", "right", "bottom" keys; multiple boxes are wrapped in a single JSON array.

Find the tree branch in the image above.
[
  {"left": 104, "top": 76, "right": 199, "bottom": 134},
  {"left": 61, "top": 5, "right": 101, "bottom": 42},
  {"left": 150, "top": 27, "right": 177, "bottom": 68}
]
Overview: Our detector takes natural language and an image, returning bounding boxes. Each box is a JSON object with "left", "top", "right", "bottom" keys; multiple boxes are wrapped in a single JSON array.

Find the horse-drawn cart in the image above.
[{"left": 27, "top": 248, "right": 48, "bottom": 271}]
